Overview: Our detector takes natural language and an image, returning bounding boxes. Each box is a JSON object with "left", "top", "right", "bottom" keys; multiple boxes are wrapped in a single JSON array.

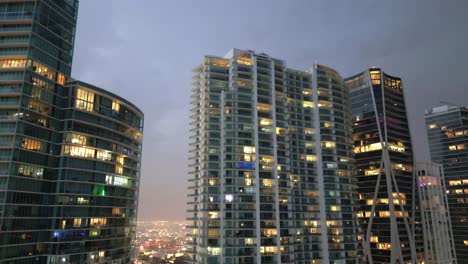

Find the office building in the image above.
[
  {"left": 425, "top": 105, "right": 468, "bottom": 261},
  {"left": 0, "top": 1, "right": 144, "bottom": 263},
  {"left": 415, "top": 162, "right": 457, "bottom": 264},
  {"left": 346, "top": 68, "right": 420, "bottom": 263},
  {"left": 188, "top": 49, "right": 360, "bottom": 264}
]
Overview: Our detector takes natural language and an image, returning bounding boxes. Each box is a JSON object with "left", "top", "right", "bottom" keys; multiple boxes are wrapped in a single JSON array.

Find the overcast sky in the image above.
[{"left": 72, "top": 0, "right": 468, "bottom": 221}]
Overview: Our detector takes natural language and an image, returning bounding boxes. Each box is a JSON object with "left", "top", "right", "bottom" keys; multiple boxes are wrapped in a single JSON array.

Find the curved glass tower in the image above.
[
  {"left": 0, "top": 1, "right": 144, "bottom": 263},
  {"left": 188, "top": 49, "right": 359, "bottom": 264}
]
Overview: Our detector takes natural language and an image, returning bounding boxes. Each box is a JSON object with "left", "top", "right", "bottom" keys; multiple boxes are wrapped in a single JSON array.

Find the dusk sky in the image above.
[{"left": 71, "top": 1, "right": 468, "bottom": 221}]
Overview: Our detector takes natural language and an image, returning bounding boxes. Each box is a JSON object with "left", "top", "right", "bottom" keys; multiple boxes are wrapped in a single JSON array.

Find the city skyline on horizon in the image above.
[{"left": 71, "top": 0, "right": 468, "bottom": 221}]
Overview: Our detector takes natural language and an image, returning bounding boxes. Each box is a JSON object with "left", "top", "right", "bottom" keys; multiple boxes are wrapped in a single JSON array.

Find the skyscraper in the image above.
[
  {"left": 188, "top": 49, "right": 360, "bottom": 264},
  {"left": 414, "top": 162, "right": 457, "bottom": 264},
  {"left": 425, "top": 105, "right": 468, "bottom": 261},
  {"left": 0, "top": 1, "right": 144, "bottom": 263},
  {"left": 346, "top": 68, "right": 419, "bottom": 263}
]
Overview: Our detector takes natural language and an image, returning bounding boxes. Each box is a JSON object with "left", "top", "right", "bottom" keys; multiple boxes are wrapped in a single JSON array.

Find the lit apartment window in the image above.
[
  {"left": 303, "top": 101, "right": 314, "bottom": 108},
  {"left": 305, "top": 155, "right": 317, "bottom": 162},
  {"left": 22, "top": 138, "right": 43, "bottom": 151},
  {"left": 89, "top": 229, "right": 100, "bottom": 237},
  {"left": 112, "top": 208, "right": 121, "bottom": 215},
  {"left": 365, "top": 169, "right": 380, "bottom": 176},
  {"left": 262, "top": 179, "right": 275, "bottom": 187},
  {"left": 62, "top": 145, "right": 95, "bottom": 158},
  {"left": 115, "top": 164, "right": 123, "bottom": 174},
  {"left": 243, "top": 146, "right": 256, "bottom": 154},
  {"left": 0, "top": 59, "right": 26, "bottom": 69},
  {"left": 318, "top": 100, "right": 332, "bottom": 108},
  {"left": 96, "top": 150, "right": 112, "bottom": 161},
  {"left": 370, "top": 236, "right": 379, "bottom": 243},
  {"left": 90, "top": 218, "right": 107, "bottom": 227},
  {"left": 116, "top": 155, "right": 124, "bottom": 165},
  {"left": 112, "top": 101, "right": 120, "bottom": 112},
  {"left": 73, "top": 218, "right": 81, "bottom": 228},
  {"left": 69, "top": 133, "right": 87, "bottom": 145},
  {"left": 236, "top": 57, "right": 253, "bottom": 66},
  {"left": 207, "top": 247, "right": 221, "bottom": 256},
  {"left": 77, "top": 197, "right": 89, "bottom": 205},
  {"left": 377, "top": 243, "right": 391, "bottom": 250},
  {"left": 76, "top": 88, "right": 95, "bottom": 111},
  {"left": 208, "top": 212, "right": 218, "bottom": 219},
  {"left": 30, "top": 60, "right": 56, "bottom": 80},
  {"left": 208, "top": 229, "right": 219, "bottom": 237},
  {"left": 449, "top": 180, "right": 462, "bottom": 186},
  {"left": 322, "top": 141, "right": 336, "bottom": 148},
  {"left": 428, "top": 124, "right": 437, "bottom": 129},
  {"left": 257, "top": 103, "right": 271, "bottom": 111},
  {"left": 259, "top": 118, "right": 272, "bottom": 126},
  {"left": 245, "top": 238, "right": 255, "bottom": 245},
  {"left": 208, "top": 178, "right": 216, "bottom": 186},
  {"left": 464, "top": 240, "right": 468, "bottom": 246},
  {"left": 57, "top": 73, "right": 66, "bottom": 85},
  {"left": 260, "top": 156, "right": 273, "bottom": 164},
  {"left": 18, "top": 164, "right": 44, "bottom": 179},
  {"left": 260, "top": 246, "right": 277, "bottom": 254},
  {"left": 354, "top": 142, "right": 382, "bottom": 153},
  {"left": 330, "top": 205, "right": 340, "bottom": 212}
]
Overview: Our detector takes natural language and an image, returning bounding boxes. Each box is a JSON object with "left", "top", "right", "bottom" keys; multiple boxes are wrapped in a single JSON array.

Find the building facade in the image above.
[
  {"left": 0, "top": 1, "right": 144, "bottom": 263},
  {"left": 415, "top": 162, "right": 457, "bottom": 264},
  {"left": 188, "top": 49, "right": 360, "bottom": 264},
  {"left": 345, "top": 69, "right": 420, "bottom": 263},
  {"left": 425, "top": 105, "right": 468, "bottom": 261}
]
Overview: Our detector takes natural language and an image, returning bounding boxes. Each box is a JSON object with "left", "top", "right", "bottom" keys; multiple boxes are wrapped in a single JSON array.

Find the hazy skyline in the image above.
[{"left": 72, "top": 0, "right": 468, "bottom": 220}]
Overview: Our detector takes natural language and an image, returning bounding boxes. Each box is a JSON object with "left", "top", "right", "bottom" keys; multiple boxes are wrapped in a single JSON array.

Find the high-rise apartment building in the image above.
[
  {"left": 345, "top": 69, "right": 420, "bottom": 263},
  {"left": 188, "top": 49, "right": 360, "bottom": 264},
  {"left": 415, "top": 162, "right": 457, "bottom": 264},
  {"left": 425, "top": 105, "right": 468, "bottom": 261},
  {"left": 0, "top": 1, "right": 144, "bottom": 263}
]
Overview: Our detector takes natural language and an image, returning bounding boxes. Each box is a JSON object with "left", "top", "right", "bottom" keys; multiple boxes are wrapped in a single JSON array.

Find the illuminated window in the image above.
[
  {"left": 208, "top": 178, "right": 216, "bottom": 186},
  {"left": 428, "top": 124, "right": 437, "bottom": 129},
  {"left": 303, "top": 101, "right": 314, "bottom": 108},
  {"left": 77, "top": 197, "right": 89, "bottom": 205},
  {"left": 257, "top": 103, "right": 271, "bottom": 111},
  {"left": 245, "top": 238, "right": 255, "bottom": 245},
  {"left": 388, "top": 143, "right": 405, "bottom": 153},
  {"left": 276, "top": 127, "right": 286, "bottom": 135},
  {"left": 225, "top": 194, "right": 234, "bottom": 202},
  {"left": 259, "top": 118, "right": 272, "bottom": 126},
  {"left": 90, "top": 218, "right": 107, "bottom": 227},
  {"left": 365, "top": 169, "right": 380, "bottom": 176},
  {"left": 323, "top": 121, "right": 332, "bottom": 128},
  {"left": 96, "top": 150, "right": 112, "bottom": 161},
  {"left": 377, "top": 243, "right": 391, "bottom": 250},
  {"left": 263, "top": 229, "right": 277, "bottom": 237},
  {"left": 354, "top": 142, "right": 382, "bottom": 153},
  {"left": 112, "top": 101, "right": 120, "bottom": 112},
  {"left": 305, "top": 155, "right": 317, "bottom": 162},
  {"left": 379, "top": 211, "right": 390, "bottom": 217},
  {"left": 115, "top": 165, "right": 123, "bottom": 174},
  {"left": 449, "top": 145, "right": 457, "bottom": 151},
  {"left": 30, "top": 60, "right": 55, "bottom": 80},
  {"left": 304, "top": 128, "right": 314, "bottom": 135},
  {"left": 260, "top": 246, "right": 277, "bottom": 254},
  {"left": 76, "top": 88, "right": 95, "bottom": 111},
  {"left": 89, "top": 229, "right": 100, "bottom": 237},
  {"left": 68, "top": 133, "right": 87, "bottom": 145},
  {"left": 464, "top": 240, "right": 468, "bottom": 246},
  {"left": 237, "top": 57, "right": 253, "bottom": 65},
  {"left": 0, "top": 59, "right": 26, "bottom": 69},
  {"left": 260, "top": 156, "right": 273, "bottom": 164},
  {"left": 116, "top": 155, "right": 125, "bottom": 165},
  {"left": 370, "top": 236, "right": 379, "bottom": 243},
  {"left": 28, "top": 99, "right": 50, "bottom": 115},
  {"left": 22, "top": 138, "right": 43, "bottom": 151},
  {"left": 326, "top": 220, "right": 338, "bottom": 227},
  {"left": 57, "top": 73, "right": 65, "bottom": 85},
  {"left": 318, "top": 100, "right": 332, "bottom": 108},
  {"left": 370, "top": 70, "right": 381, "bottom": 85},
  {"left": 18, "top": 164, "right": 44, "bottom": 179},
  {"left": 262, "top": 179, "right": 275, "bottom": 187},
  {"left": 330, "top": 206, "right": 340, "bottom": 212},
  {"left": 62, "top": 145, "right": 95, "bottom": 158},
  {"left": 243, "top": 146, "right": 256, "bottom": 154},
  {"left": 245, "top": 178, "right": 253, "bottom": 186},
  {"left": 207, "top": 247, "right": 221, "bottom": 256},
  {"left": 113, "top": 176, "right": 129, "bottom": 187},
  {"left": 322, "top": 141, "right": 336, "bottom": 148},
  {"left": 73, "top": 218, "right": 81, "bottom": 227},
  {"left": 449, "top": 180, "right": 462, "bottom": 186},
  {"left": 208, "top": 229, "right": 219, "bottom": 237},
  {"left": 209, "top": 212, "right": 218, "bottom": 219},
  {"left": 112, "top": 208, "right": 121, "bottom": 215}
]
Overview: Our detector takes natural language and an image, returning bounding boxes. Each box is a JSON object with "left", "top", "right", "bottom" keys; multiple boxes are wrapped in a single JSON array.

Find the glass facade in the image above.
[
  {"left": 425, "top": 105, "right": 468, "bottom": 261},
  {"left": 346, "top": 69, "right": 421, "bottom": 263},
  {"left": 0, "top": 1, "right": 144, "bottom": 263},
  {"left": 188, "top": 49, "right": 360, "bottom": 264}
]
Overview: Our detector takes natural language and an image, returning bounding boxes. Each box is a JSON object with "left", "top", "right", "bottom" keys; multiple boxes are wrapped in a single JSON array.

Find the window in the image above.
[
  {"left": 18, "top": 164, "right": 44, "bottom": 179},
  {"left": 75, "top": 88, "right": 95, "bottom": 111},
  {"left": 377, "top": 243, "right": 391, "bottom": 250},
  {"left": 237, "top": 57, "right": 252, "bottom": 66},
  {"left": 73, "top": 218, "right": 81, "bottom": 227},
  {"left": 354, "top": 142, "right": 382, "bottom": 153},
  {"left": 112, "top": 101, "right": 120, "bottom": 112},
  {"left": 260, "top": 246, "right": 277, "bottom": 254},
  {"left": 68, "top": 133, "right": 87, "bottom": 145},
  {"left": 428, "top": 124, "right": 437, "bottom": 129},
  {"left": 0, "top": 59, "right": 26, "bottom": 69},
  {"left": 90, "top": 218, "right": 107, "bottom": 227},
  {"left": 243, "top": 146, "right": 255, "bottom": 154},
  {"left": 370, "top": 236, "right": 379, "bottom": 243},
  {"left": 303, "top": 101, "right": 314, "bottom": 108},
  {"left": 29, "top": 60, "right": 55, "bottom": 80},
  {"left": 62, "top": 145, "right": 95, "bottom": 158},
  {"left": 262, "top": 179, "right": 275, "bottom": 187},
  {"left": 115, "top": 164, "right": 123, "bottom": 174},
  {"left": 208, "top": 229, "right": 219, "bottom": 237},
  {"left": 89, "top": 229, "right": 100, "bottom": 237},
  {"left": 22, "top": 138, "right": 43, "bottom": 151},
  {"left": 96, "top": 150, "right": 112, "bottom": 161},
  {"left": 57, "top": 73, "right": 65, "bottom": 85},
  {"left": 330, "top": 206, "right": 340, "bottom": 212},
  {"left": 322, "top": 141, "right": 336, "bottom": 149}
]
